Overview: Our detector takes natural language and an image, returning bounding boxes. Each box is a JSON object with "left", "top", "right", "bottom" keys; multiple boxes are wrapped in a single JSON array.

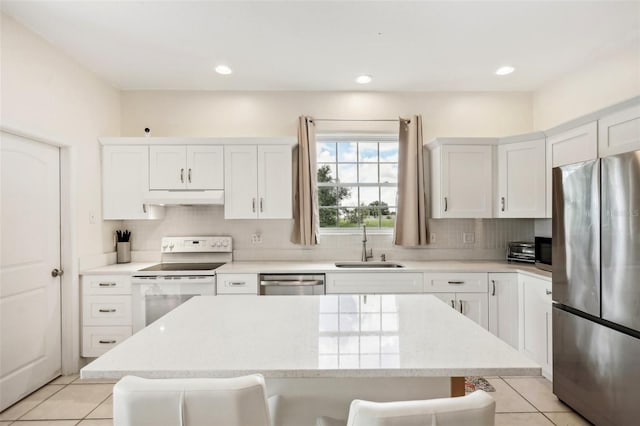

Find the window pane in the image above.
[
  {"left": 318, "top": 188, "right": 338, "bottom": 207},
  {"left": 319, "top": 208, "right": 338, "bottom": 227},
  {"left": 358, "top": 164, "right": 378, "bottom": 183},
  {"left": 381, "top": 187, "right": 397, "bottom": 206},
  {"left": 358, "top": 142, "right": 378, "bottom": 162},
  {"left": 339, "top": 187, "right": 358, "bottom": 207},
  {"left": 339, "top": 208, "right": 361, "bottom": 227},
  {"left": 317, "top": 142, "right": 336, "bottom": 162},
  {"left": 337, "top": 164, "right": 357, "bottom": 183},
  {"left": 379, "top": 164, "right": 398, "bottom": 183},
  {"left": 363, "top": 212, "right": 380, "bottom": 228},
  {"left": 317, "top": 164, "right": 337, "bottom": 184},
  {"left": 380, "top": 207, "right": 396, "bottom": 228},
  {"left": 360, "top": 186, "right": 379, "bottom": 205},
  {"left": 338, "top": 142, "right": 357, "bottom": 162},
  {"left": 380, "top": 144, "right": 399, "bottom": 162}
]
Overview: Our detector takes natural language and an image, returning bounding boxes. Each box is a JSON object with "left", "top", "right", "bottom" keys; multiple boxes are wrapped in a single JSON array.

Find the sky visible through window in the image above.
[{"left": 317, "top": 137, "right": 399, "bottom": 230}]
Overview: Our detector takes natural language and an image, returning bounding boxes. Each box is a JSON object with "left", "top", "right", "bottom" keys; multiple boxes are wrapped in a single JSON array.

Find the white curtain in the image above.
[
  {"left": 393, "top": 115, "right": 429, "bottom": 246},
  {"left": 291, "top": 116, "right": 320, "bottom": 245}
]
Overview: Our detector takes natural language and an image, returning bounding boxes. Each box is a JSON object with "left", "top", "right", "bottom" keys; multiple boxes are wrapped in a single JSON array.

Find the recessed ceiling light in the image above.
[
  {"left": 356, "top": 75, "right": 372, "bottom": 84},
  {"left": 495, "top": 66, "right": 515, "bottom": 76},
  {"left": 215, "top": 65, "right": 232, "bottom": 75}
]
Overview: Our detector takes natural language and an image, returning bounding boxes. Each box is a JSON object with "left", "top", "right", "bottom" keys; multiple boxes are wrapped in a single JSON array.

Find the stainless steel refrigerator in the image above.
[{"left": 553, "top": 150, "right": 640, "bottom": 425}]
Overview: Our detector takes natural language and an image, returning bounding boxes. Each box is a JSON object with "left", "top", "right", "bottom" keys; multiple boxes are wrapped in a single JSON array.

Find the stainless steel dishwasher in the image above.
[{"left": 259, "top": 274, "right": 325, "bottom": 295}]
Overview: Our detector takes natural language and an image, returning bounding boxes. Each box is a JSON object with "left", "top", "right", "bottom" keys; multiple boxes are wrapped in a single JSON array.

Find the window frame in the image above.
[{"left": 316, "top": 133, "right": 399, "bottom": 234}]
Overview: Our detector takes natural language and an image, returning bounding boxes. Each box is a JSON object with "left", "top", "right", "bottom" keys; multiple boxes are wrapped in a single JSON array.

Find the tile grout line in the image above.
[
  {"left": 499, "top": 376, "right": 561, "bottom": 425},
  {"left": 11, "top": 380, "right": 70, "bottom": 422}
]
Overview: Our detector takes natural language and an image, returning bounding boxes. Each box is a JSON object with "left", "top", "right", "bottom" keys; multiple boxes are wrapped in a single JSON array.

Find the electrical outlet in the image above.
[
  {"left": 430, "top": 233, "right": 437, "bottom": 243},
  {"left": 251, "top": 233, "right": 263, "bottom": 244},
  {"left": 463, "top": 232, "right": 475, "bottom": 244}
]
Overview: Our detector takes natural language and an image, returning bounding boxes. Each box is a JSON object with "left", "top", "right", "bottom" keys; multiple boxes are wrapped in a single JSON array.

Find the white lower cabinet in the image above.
[
  {"left": 519, "top": 274, "right": 553, "bottom": 379},
  {"left": 488, "top": 273, "right": 519, "bottom": 349},
  {"left": 431, "top": 292, "right": 489, "bottom": 329},
  {"left": 216, "top": 273, "right": 258, "bottom": 295},
  {"left": 81, "top": 274, "right": 132, "bottom": 358},
  {"left": 326, "top": 273, "right": 424, "bottom": 294}
]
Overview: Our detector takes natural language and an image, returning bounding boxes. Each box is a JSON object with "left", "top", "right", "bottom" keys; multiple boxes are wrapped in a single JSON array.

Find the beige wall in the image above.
[
  {"left": 533, "top": 44, "right": 640, "bottom": 129},
  {"left": 1, "top": 14, "right": 121, "bottom": 258},
  {"left": 120, "top": 91, "right": 534, "bottom": 140}
]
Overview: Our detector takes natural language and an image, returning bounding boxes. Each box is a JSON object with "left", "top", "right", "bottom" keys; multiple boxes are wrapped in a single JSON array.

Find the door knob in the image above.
[{"left": 51, "top": 268, "right": 64, "bottom": 277}]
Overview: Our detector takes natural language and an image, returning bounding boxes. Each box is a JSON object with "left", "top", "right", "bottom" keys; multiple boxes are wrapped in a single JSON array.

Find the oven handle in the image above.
[{"left": 260, "top": 280, "right": 324, "bottom": 287}]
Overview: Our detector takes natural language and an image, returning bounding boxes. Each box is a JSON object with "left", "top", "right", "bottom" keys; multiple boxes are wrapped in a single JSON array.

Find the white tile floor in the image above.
[{"left": 0, "top": 375, "right": 592, "bottom": 425}]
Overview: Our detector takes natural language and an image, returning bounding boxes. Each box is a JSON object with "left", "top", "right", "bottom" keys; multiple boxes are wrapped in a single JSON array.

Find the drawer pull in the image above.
[
  {"left": 229, "top": 282, "right": 246, "bottom": 286},
  {"left": 98, "top": 308, "right": 117, "bottom": 313},
  {"left": 450, "top": 300, "right": 455, "bottom": 308},
  {"left": 98, "top": 339, "right": 116, "bottom": 344},
  {"left": 447, "top": 281, "right": 465, "bottom": 285},
  {"left": 491, "top": 280, "right": 496, "bottom": 296},
  {"left": 459, "top": 300, "right": 464, "bottom": 314},
  {"left": 98, "top": 282, "right": 117, "bottom": 287}
]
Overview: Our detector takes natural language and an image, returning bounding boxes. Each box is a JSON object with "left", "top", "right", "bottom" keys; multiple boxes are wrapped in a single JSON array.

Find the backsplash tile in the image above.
[{"left": 123, "top": 206, "right": 533, "bottom": 261}]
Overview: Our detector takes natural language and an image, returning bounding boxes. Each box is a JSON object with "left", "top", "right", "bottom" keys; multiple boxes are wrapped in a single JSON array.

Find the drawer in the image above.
[
  {"left": 217, "top": 273, "right": 258, "bottom": 295},
  {"left": 82, "top": 275, "right": 131, "bottom": 295},
  {"left": 423, "top": 273, "right": 488, "bottom": 293},
  {"left": 326, "top": 273, "right": 423, "bottom": 294},
  {"left": 82, "top": 295, "right": 132, "bottom": 326},
  {"left": 82, "top": 326, "right": 131, "bottom": 358}
]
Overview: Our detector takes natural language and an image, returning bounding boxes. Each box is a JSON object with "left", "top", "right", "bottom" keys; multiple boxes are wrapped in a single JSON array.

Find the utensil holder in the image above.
[{"left": 117, "top": 242, "right": 131, "bottom": 264}]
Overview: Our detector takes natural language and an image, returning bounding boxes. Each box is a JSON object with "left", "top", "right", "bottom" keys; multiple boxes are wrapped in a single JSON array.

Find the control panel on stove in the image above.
[{"left": 161, "top": 236, "right": 232, "bottom": 253}]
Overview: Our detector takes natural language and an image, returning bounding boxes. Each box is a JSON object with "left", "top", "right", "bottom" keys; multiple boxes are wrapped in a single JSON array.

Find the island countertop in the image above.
[{"left": 81, "top": 294, "right": 540, "bottom": 379}]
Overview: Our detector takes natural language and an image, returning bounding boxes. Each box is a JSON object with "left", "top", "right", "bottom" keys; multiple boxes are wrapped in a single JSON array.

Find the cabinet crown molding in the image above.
[{"left": 99, "top": 137, "right": 297, "bottom": 146}]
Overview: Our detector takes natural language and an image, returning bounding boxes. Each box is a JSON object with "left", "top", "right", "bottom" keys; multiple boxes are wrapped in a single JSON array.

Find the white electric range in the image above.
[{"left": 131, "top": 236, "right": 232, "bottom": 332}]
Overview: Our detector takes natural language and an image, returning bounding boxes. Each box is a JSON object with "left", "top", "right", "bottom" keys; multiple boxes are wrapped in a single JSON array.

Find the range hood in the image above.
[{"left": 143, "top": 190, "right": 224, "bottom": 206}]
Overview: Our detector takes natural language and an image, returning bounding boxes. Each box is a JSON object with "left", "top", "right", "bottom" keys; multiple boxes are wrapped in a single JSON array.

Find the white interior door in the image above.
[{"left": 0, "top": 132, "right": 62, "bottom": 411}]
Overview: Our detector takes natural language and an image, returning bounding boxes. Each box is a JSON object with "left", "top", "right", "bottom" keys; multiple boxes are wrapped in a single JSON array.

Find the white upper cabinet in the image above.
[
  {"left": 497, "top": 138, "right": 546, "bottom": 218},
  {"left": 598, "top": 104, "right": 640, "bottom": 157},
  {"left": 225, "top": 145, "right": 292, "bottom": 219},
  {"left": 430, "top": 143, "right": 494, "bottom": 218},
  {"left": 545, "top": 122, "right": 597, "bottom": 217},
  {"left": 149, "top": 145, "right": 223, "bottom": 190},
  {"left": 102, "top": 145, "right": 164, "bottom": 220}
]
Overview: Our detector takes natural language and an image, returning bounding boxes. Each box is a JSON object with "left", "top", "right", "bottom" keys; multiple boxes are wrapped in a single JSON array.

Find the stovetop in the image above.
[{"left": 139, "top": 262, "right": 225, "bottom": 272}]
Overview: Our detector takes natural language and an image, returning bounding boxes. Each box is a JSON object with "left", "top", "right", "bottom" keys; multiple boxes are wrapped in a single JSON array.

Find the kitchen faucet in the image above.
[{"left": 361, "top": 224, "right": 373, "bottom": 262}]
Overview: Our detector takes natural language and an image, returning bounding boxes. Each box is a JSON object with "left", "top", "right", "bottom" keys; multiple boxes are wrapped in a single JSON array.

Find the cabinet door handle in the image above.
[
  {"left": 99, "top": 340, "right": 116, "bottom": 344},
  {"left": 545, "top": 289, "right": 552, "bottom": 295},
  {"left": 252, "top": 198, "right": 256, "bottom": 213},
  {"left": 180, "top": 168, "right": 184, "bottom": 183},
  {"left": 459, "top": 300, "right": 464, "bottom": 314},
  {"left": 501, "top": 197, "right": 505, "bottom": 212},
  {"left": 450, "top": 300, "right": 455, "bottom": 308},
  {"left": 229, "top": 282, "right": 246, "bottom": 286},
  {"left": 444, "top": 197, "right": 448, "bottom": 212},
  {"left": 98, "top": 282, "right": 117, "bottom": 287},
  {"left": 260, "top": 197, "right": 264, "bottom": 212},
  {"left": 188, "top": 168, "right": 192, "bottom": 183},
  {"left": 491, "top": 280, "right": 496, "bottom": 296},
  {"left": 448, "top": 281, "right": 465, "bottom": 285},
  {"left": 98, "top": 308, "right": 116, "bottom": 313}
]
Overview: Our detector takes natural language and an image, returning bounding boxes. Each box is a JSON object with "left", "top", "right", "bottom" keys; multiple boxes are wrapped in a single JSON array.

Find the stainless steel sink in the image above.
[{"left": 334, "top": 261, "right": 404, "bottom": 268}]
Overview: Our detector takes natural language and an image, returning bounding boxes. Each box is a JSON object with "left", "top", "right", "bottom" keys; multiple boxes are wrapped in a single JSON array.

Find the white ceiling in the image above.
[{"left": 2, "top": 1, "right": 639, "bottom": 91}]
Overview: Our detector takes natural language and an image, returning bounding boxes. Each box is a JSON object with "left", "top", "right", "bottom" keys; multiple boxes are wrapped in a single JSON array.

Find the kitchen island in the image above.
[{"left": 82, "top": 294, "right": 539, "bottom": 424}]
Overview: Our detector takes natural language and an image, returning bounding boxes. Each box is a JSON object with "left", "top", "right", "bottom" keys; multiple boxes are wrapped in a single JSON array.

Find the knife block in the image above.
[{"left": 117, "top": 242, "right": 131, "bottom": 264}]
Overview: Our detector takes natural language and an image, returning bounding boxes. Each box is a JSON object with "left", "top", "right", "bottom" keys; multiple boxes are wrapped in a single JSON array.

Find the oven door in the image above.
[{"left": 131, "top": 276, "right": 216, "bottom": 332}]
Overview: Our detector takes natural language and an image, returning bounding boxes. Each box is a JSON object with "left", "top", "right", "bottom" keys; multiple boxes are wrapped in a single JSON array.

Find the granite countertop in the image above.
[
  {"left": 81, "top": 294, "right": 540, "bottom": 379},
  {"left": 80, "top": 260, "right": 551, "bottom": 280}
]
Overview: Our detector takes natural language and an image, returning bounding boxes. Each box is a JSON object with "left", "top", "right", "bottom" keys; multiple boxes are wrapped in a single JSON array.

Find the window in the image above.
[{"left": 316, "top": 134, "right": 398, "bottom": 231}]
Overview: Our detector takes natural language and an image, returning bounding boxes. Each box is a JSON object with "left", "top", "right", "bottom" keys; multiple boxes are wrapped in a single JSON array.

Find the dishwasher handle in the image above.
[{"left": 260, "top": 280, "right": 324, "bottom": 287}]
